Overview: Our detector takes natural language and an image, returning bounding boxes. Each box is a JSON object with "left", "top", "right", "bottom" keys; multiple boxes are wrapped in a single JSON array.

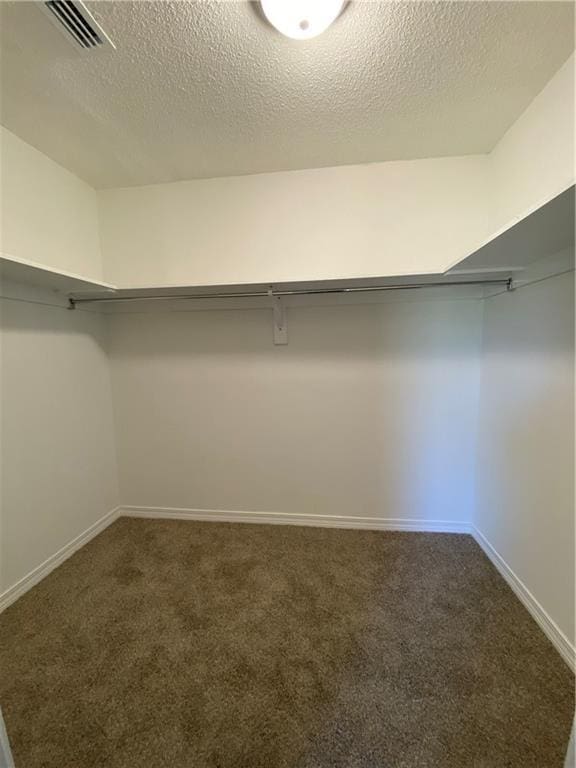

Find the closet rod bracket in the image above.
[
  {"left": 268, "top": 287, "right": 288, "bottom": 345},
  {"left": 68, "top": 298, "right": 76, "bottom": 310}
]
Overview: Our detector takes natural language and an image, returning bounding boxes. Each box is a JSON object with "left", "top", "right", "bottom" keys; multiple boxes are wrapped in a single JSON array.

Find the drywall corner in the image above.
[{"left": 0, "top": 125, "right": 103, "bottom": 280}]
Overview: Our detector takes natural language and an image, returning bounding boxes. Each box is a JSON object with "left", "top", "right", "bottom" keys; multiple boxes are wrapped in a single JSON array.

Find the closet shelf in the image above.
[
  {"left": 4, "top": 184, "right": 573, "bottom": 305},
  {"left": 447, "top": 184, "right": 574, "bottom": 276},
  {"left": 70, "top": 183, "right": 574, "bottom": 306},
  {"left": 0, "top": 253, "right": 117, "bottom": 294}
]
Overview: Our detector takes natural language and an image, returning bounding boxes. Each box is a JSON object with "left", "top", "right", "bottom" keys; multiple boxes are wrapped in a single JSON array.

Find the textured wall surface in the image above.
[{"left": 1, "top": 1, "right": 573, "bottom": 187}]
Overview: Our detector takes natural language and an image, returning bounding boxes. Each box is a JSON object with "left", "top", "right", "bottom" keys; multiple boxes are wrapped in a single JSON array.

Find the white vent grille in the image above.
[{"left": 40, "top": 0, "right": 115, "bottom": 52}]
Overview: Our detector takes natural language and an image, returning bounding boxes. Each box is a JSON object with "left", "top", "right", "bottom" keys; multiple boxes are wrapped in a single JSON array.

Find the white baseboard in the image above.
[
  {"left": 3, "top": 505, "right": 572, "bottom": 675},
  {"left": 0, "top": 707, "right": 15, "bottom": 768},
  {"left": 119, "top": 505, "right": 471, "bottom": 533},
  {"left": 0, "top": 507, "right": 120, "bottom": 613},
  {"left": 472, "top": 525, "right": 575, "bottom": 671}
]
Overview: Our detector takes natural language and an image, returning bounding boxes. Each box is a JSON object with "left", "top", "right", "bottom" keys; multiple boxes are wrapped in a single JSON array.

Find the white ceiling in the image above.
[{"left": 1, "top": 1, "right": 574, "bottom": 189}]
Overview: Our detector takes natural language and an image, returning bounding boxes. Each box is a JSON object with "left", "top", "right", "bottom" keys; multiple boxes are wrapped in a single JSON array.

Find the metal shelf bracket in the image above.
[{"left": 268, "top": 287, "right": 288, "bottom": 345}]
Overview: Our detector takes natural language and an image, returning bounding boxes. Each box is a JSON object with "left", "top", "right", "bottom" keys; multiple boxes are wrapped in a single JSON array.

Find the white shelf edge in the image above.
[{"left": 0, "top": 252, "right": 117, "bottom": 292}]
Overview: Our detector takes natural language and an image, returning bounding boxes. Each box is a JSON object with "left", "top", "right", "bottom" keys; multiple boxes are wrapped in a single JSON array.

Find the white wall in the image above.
[
  {"left": 490, "top": 53, "right": 575, "bottom": 228},
  {"left": 0, "top": 289, "right": 119, "bottom": 595},
  {"left": 475, "top": 270, "right": 575, "bottom": 647},
  {"left": 0, "top": 127, "right": 115, "bottom": 600},
  {"left": 99, "top": 155, "right": 495, "bottom": 287},
  {"left": 0, "top": 126, "right": 103, "bottom": 280},
  {"left": 109, "top": 294, "right": 483, "bottom": 524},
  {"left": 97, "top": 54, "right": 574, "bottom": 289}
]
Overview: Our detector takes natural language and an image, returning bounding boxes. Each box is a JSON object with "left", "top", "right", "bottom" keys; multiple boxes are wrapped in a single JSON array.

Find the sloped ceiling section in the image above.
[{"left": 0, "top": 0, "right": 574, "bottom": 188}]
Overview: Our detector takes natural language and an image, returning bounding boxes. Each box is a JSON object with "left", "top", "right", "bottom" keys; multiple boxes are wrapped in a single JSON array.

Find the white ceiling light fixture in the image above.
[{"left": 261, "top": 0, "right": 345, "bottom": 40}]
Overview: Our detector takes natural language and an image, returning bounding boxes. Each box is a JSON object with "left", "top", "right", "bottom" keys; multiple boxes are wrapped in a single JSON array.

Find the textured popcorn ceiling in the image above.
[{"left": 0, "top": 1, "right": 574, "bottom": 188}]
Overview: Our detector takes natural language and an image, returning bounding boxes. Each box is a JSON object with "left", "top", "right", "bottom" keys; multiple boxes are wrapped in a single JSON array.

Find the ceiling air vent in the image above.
[{"left": 39, "top": 0, "right": 115, "bottom": 53}]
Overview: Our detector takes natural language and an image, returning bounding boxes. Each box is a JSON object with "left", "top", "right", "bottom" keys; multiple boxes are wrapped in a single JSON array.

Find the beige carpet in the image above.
[{"left": 0, "top": 518, "right": 573, "bottom": 767}]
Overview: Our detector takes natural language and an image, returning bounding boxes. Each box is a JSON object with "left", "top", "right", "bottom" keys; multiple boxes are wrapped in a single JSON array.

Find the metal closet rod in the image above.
[{"left": 68, "top": 278, "right": 513, "bottom": 308}]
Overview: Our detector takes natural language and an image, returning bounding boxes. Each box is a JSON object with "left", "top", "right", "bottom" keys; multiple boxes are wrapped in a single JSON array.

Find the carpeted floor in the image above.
[{"left": 0, "top": 519, "right": 573, "bottom": 768}]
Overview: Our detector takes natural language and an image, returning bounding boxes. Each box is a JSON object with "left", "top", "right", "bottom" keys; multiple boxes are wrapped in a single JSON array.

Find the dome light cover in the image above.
[{"left": 261, "top": 0, "right": 345, "bottom": 40}]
